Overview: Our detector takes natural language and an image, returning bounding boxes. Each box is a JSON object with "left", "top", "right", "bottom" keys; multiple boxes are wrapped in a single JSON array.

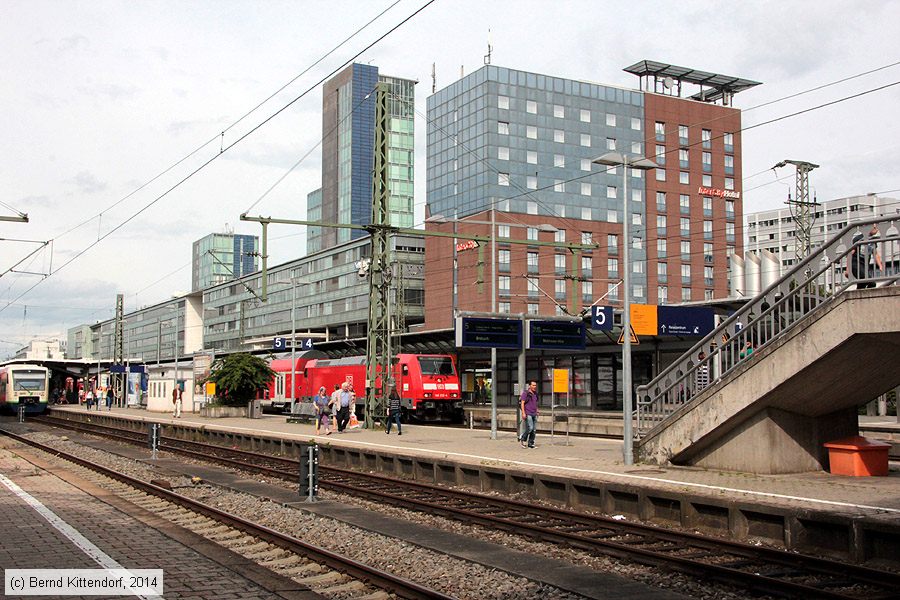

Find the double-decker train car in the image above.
[
  {"left": 0, "top": 363, "right": 50, "bottom": 415},
  {"left": 266, "top": 353, "right": 463, "bottom": 422}
]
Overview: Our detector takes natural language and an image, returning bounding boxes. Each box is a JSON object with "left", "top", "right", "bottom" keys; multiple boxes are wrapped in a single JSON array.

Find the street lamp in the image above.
[
  {"left": 426, "top": 214, "right": 559, "bottom": 440},
  {"left": 592, "top": 151, "right": 657, "bottom": 466}
]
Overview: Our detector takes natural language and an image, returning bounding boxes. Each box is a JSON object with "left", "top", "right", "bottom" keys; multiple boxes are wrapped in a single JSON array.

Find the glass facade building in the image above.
[{"left": 192, "top": 232, "right": 259, "bottom": 292}]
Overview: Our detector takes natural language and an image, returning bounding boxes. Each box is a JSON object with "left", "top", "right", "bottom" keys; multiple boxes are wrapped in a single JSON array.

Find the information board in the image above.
[
  {"left": 630, "top": 304, "right": 658, "bottom": 336},
  {"left": 527, "top": 320, "right": 586, "bottom": 350},
  {"left": 657, "top": 306, "right": 715, "bottom": 336},
  {"left": 455, "top": 317, "right": 523, "bottom": 349}
]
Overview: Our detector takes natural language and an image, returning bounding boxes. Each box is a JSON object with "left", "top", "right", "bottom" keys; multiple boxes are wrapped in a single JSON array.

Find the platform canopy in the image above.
[{"left": 624, "top": 60, "right": 761, "bottom": 105}]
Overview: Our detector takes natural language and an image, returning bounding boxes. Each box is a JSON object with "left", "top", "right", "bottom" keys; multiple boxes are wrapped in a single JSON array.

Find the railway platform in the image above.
[
  {"left": 44, "top": 405, "right": 900, "bottom": 566},
  {"left": 0, "top": 436, "right": 319, "bottom": 599}
]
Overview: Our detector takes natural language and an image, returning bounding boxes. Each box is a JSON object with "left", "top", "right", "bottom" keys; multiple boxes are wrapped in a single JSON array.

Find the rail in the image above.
[{"left": 635, "top": 216, "right": 900, "bottom": 438}]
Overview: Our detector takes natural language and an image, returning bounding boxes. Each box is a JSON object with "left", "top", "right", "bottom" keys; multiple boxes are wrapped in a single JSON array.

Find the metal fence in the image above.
[{"left": 635, "top": 216, "right": 900, "bottom": 438}]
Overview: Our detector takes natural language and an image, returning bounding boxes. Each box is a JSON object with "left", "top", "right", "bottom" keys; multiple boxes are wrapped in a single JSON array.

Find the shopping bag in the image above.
[{"left": 348, "top": 413, "right": 360, "bottom": 429}]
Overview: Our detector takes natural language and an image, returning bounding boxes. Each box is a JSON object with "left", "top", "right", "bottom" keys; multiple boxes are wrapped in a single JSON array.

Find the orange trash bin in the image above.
[{"left": 823, "top": 436, "right": 891, "bottom": 476}]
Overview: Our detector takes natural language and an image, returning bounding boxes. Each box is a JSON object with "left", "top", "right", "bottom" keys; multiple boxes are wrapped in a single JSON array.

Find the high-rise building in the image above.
[
  {"left": 192, "top": 231, "right": 259, "bottom": 291},
  {"left": 745, "top": 193, "right": 899, "bottom": 275},
  {"left": 424, "top": 62, "right": 757, "bottom": 329},
  {"left": 310, "top": 63, "right": 415, "bottom": 254}
]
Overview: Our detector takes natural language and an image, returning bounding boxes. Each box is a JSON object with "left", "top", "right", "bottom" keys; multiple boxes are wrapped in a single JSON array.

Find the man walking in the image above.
[
  {"left": 172, "top": 385, "right": 182, "bottom": 418},
  {"left": 519, "top": 380, "right": 539, "bottom": 449},
  {"left": 336, "top": 382, "right": 353, "bottom": 432}
]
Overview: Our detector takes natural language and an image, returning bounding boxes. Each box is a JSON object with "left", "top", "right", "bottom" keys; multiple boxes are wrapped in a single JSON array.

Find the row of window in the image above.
[
  {"left": 498, "top": 95, "right": 641, "bottom": 130},
  {"left": 654, "top": 122, "right": 734, "bottom": 149},
  {"left": 492, "top": 284, "right": 717, "bottom": 313},
  {"left": 497, "top": 121, "right": 644, "bottom": 147}
]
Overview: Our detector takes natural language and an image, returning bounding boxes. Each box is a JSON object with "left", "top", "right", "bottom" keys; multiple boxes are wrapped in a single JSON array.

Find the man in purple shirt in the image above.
[{"left": 519, "top": 380, "right": 539, "bottom": 449}]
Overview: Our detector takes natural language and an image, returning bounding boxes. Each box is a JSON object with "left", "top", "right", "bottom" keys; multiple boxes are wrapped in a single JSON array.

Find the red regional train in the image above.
[{"left": 263, "top": 352, "right": 463, "bottom": 422}]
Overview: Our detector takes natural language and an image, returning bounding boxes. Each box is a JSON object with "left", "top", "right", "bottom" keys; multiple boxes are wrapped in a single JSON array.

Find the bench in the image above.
[{"left": 286, "top": 402, "right": 319, "bottom": 424}]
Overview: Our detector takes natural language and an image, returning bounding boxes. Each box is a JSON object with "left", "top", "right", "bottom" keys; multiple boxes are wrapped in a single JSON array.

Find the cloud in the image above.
[
  {"left": 15, "top": 195, "right": 54, "bottom": 209},
  {"left": 58, "top": 34, "right": 89, "bottom": 53},
  {"left": 70, "top": 171, "right": 108, "bottom": 194},
  {"left": 75, "top": 82, "right": 139, "bottom": 100}
]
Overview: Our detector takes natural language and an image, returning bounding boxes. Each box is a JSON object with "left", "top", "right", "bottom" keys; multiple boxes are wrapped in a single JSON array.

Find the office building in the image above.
[
  {"left": 192, "top": 231, "right": 259, "bottom": 291},
  {"left": 311, "top": 63, "right": 415, "bottom": 253},
  {"left": 424, "top": 61, "right": 757, "bottom": 329},
  {"left": 745, "top": 193, "right": 899, "bottom": 275}
]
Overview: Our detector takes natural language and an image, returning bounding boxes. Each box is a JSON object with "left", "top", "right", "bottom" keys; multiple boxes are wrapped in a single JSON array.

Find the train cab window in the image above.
[
  {"left": 402, "top": 364, "right": 409, "bottom": 376},
  {"left": 417, "top": 356, "right": 455, "bottom": 376}
]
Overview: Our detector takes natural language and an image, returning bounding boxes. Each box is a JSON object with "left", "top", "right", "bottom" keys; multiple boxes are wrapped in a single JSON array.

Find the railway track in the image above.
[
  {"left": 1, "top": 425, "right": 452, "bottom": 600},
  {"left": 32, "top": 414, "right": 900, "bottom": 600}
]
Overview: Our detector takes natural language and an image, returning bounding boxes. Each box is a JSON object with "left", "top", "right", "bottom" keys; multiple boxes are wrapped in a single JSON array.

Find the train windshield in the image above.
[
  {"left": 13, "top": 371, "right": 46, "bottom": 391},
  {"left": 417, "top": 357, "right": 455, "bottom": 376}
]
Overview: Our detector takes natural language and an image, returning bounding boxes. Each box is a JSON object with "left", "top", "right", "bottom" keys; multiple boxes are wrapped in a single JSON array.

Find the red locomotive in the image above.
[{"left": 263, "top": 352, "right": 463, "bottom": 422}]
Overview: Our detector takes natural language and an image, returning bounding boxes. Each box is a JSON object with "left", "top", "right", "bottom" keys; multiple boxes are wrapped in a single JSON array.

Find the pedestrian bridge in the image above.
[{"left": 636, "top": 217, "right": 900, "bottom": 473}]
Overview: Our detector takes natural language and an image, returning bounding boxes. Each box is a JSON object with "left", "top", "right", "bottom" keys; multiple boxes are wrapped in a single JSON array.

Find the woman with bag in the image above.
[{"left": 314, "top": 386, "right": 331, "bottom": 435}]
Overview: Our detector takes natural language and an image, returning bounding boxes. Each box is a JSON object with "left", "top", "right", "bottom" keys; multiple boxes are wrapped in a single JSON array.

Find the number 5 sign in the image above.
[{"left": 591, "top": 306, "right": 613, "bottom": 331}]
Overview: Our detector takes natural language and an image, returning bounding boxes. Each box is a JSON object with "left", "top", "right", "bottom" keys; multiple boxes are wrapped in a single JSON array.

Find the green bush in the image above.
[{"left": 205, "top": 353, "right": 274, "bottom": 407}]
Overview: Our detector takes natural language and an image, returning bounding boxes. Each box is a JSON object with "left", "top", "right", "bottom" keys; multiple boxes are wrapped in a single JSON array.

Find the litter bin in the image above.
[
  {"left": 823, "top": 436, "right": 890, "bottom": 476},
  {"left": 247, "top": 399, "right": 262, "bottom": 419}
]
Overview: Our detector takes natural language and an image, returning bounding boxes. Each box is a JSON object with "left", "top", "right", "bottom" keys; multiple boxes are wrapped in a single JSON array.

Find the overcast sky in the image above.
[{"left": 2, "top": 0, "right": 899, "bottom": 357}]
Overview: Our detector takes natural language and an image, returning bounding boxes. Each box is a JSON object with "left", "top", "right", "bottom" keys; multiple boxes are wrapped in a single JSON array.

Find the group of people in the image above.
[
  {"left": 82, "top": 386, "right": 119, "bottom": 411},
  {"left": 310, "top": 381, "right": 403, "bottom": 436}
]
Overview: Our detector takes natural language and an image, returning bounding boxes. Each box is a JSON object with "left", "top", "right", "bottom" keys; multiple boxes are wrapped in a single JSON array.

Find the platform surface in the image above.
[{"left": 51, "top": 405, "right": 900, "bottom": 516}]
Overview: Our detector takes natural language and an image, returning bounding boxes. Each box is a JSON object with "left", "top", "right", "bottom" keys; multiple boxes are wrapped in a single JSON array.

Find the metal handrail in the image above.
[{"left": 635, "top": 215, "right": 900, "bottom": 439}]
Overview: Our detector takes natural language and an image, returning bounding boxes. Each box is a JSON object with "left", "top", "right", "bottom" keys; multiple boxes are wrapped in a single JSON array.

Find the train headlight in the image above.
[{"left": 423, "top": 393, "right": 432, "bottom": 398}]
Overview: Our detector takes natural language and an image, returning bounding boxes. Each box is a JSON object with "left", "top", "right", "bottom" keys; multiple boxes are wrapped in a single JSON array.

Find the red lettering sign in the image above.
[
  {"left": 697, "top": 186, "right": 740, "bottom": 200},
  {"left": 456, "top": 240, "right": 479, "bottom": 252}
]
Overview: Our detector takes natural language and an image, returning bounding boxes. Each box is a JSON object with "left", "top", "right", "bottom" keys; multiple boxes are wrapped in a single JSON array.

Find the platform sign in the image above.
[
  {"left": 273, "top": 337, "right": 287, "bottom": 350},
  {"left": 527, "top": 320, "right": 586, "bottom": 350},
  {"left": 455, "top": 317, "right": 523, "bottom": 349},
  {"left": 297, "top": 339, "right": 314, "bottom": 350},
  {"left": 658, "top": 306, "right": 715, "bottom": 336},
  {"left": 591, "top": 306, "right": 614, "bottom": 331},
  {"left": 630, "top": 304, "right": 658, "bottom": 336},
  {"left": 552, "top": 369, "right": 569, "bottom": 394},
  {"left": 109, "top": 364, "right": 127, "bottom": 373}
]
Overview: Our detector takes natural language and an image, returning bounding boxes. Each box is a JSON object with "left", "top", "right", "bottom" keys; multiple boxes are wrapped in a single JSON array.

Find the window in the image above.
[
  {"left": 581, "top": 255, "right": 592, "bottom": 277},
  {"left": 607, "top": 283, "right": 619, "bottom": 302},
  {"left": 498, "top": 121, "right": 509, "bottom": 135},
  {"left": 581, "top": 231, "right": 593, "bottom": 244},
  {"left": 703, "top": 220, "right": 713, "bottom": 238},
  {"left": 581, "top": 206, "right": 592, "bottom": 220},
  {"left": 555, "top": 279, "right": 566, "bottom": 298},
  {"left": 498, "top": 249, "right": 510, "bottom": 271},
  {"left": 726, "top": 222, "right": 735, "bottom": 238},
  {"left": 681, "top": 240, "right": 691, "bottom": 257},
  {"left": 606, "top": 113, "right": 616, "bottom": 127},
  {"left": 631, "top": 117, "right": 641, "bottom": 130},
  {"left": 582, "top": 280, "right": 593, "bottom": 300},
  {"left": 702, "top": 174, "right": 712, "bottom": 186},
  {"left": 527, "top": 302, "right": 539, "bottom": 315},
  {"left": 607, "top": 185, "right": 617, "bottom": 199},
  {"left": 703, "top": 196, "right": 712, "bottom": 214},
  {"left": 555, "top": 254, "right": 566, "bottom": 274},
  {"left": 704, "top": 266, "right": 714, "bottom": 285},
  {"left": 554, "top": 129, "right": 565, "bottom": 143},
  {"left": 724, "top": 132, "right": 734, "bottom": 149},
  {"left": 554, "top": 154, "right": 565, "bottom": 167},
  {"left": 527, "top": 227, "right": 538, "bottom": 241},
  {"left": 554, "top": 229, "right": 566, "bottom": 243},
  {"left": 498, "top": 225, "right": 510, "bottom": 238},
  {"left": 580, "top": 133, "right": 591, "bottom": 147},
  {"left": 658, "top": 262, "right": 667, "bottom": 277},
  {"left": 607, "top": 209, "right": 618, "bottom": 223},
  {"left": 633, "top": 284, "right": 644, "bottom": 299},
  {"left": 498, "top": 95, "right": 509, "bottom": 109},
  {"left": 678, "top": 124, "right": 688, "bottom": 143},
  {"left": 632, "top": 189, "right": 642, "bottom": 203},
  {"left": 498, "top": 147, "right": 509, "bottom": 160},
  {"left": 679, "top": 171, "right": 689, "bottom": 184},
  {"left": 655, "top": 144, "right": 666, "bottom": 164},
  {"left": 527, "top": 252, "right": 538, "bottom": 273},
  {"left": 725, "top": 155, "right": 734, "bottom": 174},
  {"left": 499, "top": 301, "right": 511, "bottom": 313},
  {"left": 680, "top": 148, "right": 690, "bottom": 168},
  {"left": 632, "top": 213, "right": 642, "bottom": 225},
  {"left": 702, "top": 151, "right": 711, "bottom": 166},
  {"left": 527, "top": 175, "right": 538, "bottom": 190},
  {"left": 702, "top": 128, "right": 711, "bottom": 148},
  {"left": 725, "top": 177, "right": 735, "bottom": 190},
  {"left": 725, "top": 199, "right": 735, "bottom": 216},
  {"left": 526, "top": 125, "right": 537, "bottom": 139},
  {"left": 554, "top": 179, "right": 564, "bottom": 192},
  {"left": 657, "top": 238, "right": 667, "bottom": 257},
  {"left": 680, "top": 194, "right": 690, "bottom": 212},
  {"left": 633, "top": 260, "right": 644, "bottom": 273},
  {"left": 657, "top": 215, "right": 667, "bottom": 230},
  {"left": 526, "top": 100, "right": 537, "bottom": 114},
  {"left": 658, "top": 285, "right": 668, "bottom": 304},
  {"left": 681, "top": 264, "right": 691, "bottom": 278},
  {"left": 580, "top": 182, "right": 591, "bottom": 196},
  {"left": 580, "top": 109, "right": 591, "bottom": 122},
  {"left": 655, "top": 121, "right": 665, "bottom": 141},
  {"left": 608, "top": 258, "right": 619, "bottom": 275},
  {"left": 527, "top": 201, "right": 537, "bottom": 215},
  {"left": 607, "top": 234, "right": 618, "bottom": 253},
  {"left": 633, "top": 236, "right": 643, "bottom": 249},
  {"left": 656, "top": 191, "right": 666, "bottom": 210},
  {"left": 682, "top": 287, "right": 692, "bottom": 301},
  {"left": 553, "top": 104, "right": 564, "bottom": 118},
  {"left": 704, "top": 242, "right": 713, "bottom": 263},
  {"left": 576, "top": 158, "right": 589, "bottom": 171},
  {"left": 631, "top": 141, "right": 642, "bottom": 154},
  {"left": 656, "top": 169, "right": 666, "bottom": 181},
  {"left": 606, "top": 137, "right": 616, "bottom": 150},
  {"left": 498, "top": 172, "right": 510, "bottom": 186},
  {"left": 499, "top": 275, "right": 510, "bottom": 295},
  {"left": 527, "top": 150, "right": 537, "bottom": 164}
]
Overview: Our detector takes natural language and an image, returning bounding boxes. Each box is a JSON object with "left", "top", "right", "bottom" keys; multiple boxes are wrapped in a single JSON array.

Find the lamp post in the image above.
[
  {"left": 173, "top": 304, "right": 180, "bottom": 397},
  {"left": 592, "top": 152, "right": 657, "bottom": 465}
]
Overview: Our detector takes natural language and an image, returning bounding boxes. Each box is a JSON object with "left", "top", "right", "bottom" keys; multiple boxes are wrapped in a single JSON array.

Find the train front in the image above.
[
  {"left": 404, "top": 354, "right": 463, "bottom": 422},
  {"left": 9, "top": 367, "right": 49, "bottom": 414}
]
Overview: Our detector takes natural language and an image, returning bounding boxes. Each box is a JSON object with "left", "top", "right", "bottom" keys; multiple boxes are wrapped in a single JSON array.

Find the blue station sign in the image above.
[
  {"left": 657, "top": 306, "right": 715, "bottom": 336},
  {"left": 527, "top": 320, "right": 586, "bottom": 350},
  {"left": 455, "top": 317, "right": 523, "bottom": 349},
  {"left": 591, "top": 306, "right": 614, "bottom": 331}
]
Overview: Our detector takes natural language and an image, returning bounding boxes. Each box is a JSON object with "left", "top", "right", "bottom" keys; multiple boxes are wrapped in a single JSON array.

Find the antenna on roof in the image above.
[
  {"left": 431, "top": 62, "right": 436, "bottom": 94},
  {"left": 484, "top": 28, "right": 492, "bottom": 65}
]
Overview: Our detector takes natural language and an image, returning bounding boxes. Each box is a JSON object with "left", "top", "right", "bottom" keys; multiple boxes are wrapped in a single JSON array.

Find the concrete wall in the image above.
[{"left": 637, "top": 287, "right": 900, "bottom": 473}]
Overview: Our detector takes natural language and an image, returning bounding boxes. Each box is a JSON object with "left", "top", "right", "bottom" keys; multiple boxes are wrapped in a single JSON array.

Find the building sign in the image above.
[
  {"left": 456, "top": 240, "right": 479, "bottom": 252},
  {"left": 657, "top": 306, "right": 715, "bottom": 336},
  {"left": 455, "top": 317, "right": 522, "bottom": 349},
  {"left": 527, "top": 320, "right": 585, "bottom": 350},
  {"left": 630, "top": 304, "right": 658, "bottom": 336},
  {"left": 697, "top": 186, "right": 740, "bottom": 199}
]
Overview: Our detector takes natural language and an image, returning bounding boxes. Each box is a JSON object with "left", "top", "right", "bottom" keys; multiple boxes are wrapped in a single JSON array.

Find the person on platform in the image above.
[
  {"left": 85, "top": 388, "right": 94, "bottom": 410},
  {"left": 106, "top": 386, "right": 114, "bottom": 411},
  {"left": 695, "top": 351, "right": 710, "bottom": 392},
  {"left": 314, "top": 386, "right": 331, "bottom": 435},
  {"left": 336, "top": 382, "right": 353, "bottom": 432},
  {"left": 386, "top": 385, "right": 402, "bottom": 435},
  {"left": 518, "top": 380, "right": 539, "bottom": 449},
  {"left": 739, "top": 340, "right": 754, "bottom": 360},
  {"left": 172, "top": 385, "right": 182, "bottom": 418},
  {"left": 847, "top": 224, "right": 884, "bottom": 289}
]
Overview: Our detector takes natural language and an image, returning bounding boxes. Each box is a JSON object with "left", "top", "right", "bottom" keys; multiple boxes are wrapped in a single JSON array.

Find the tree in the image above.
[{"left": 206, "top": 353, "right": 274, "bottom": 406}]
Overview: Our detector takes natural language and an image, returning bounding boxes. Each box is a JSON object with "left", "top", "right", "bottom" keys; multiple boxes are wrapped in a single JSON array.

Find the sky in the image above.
[{"left": 2, "top": 0, "right": 899, "bottom": 357}]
